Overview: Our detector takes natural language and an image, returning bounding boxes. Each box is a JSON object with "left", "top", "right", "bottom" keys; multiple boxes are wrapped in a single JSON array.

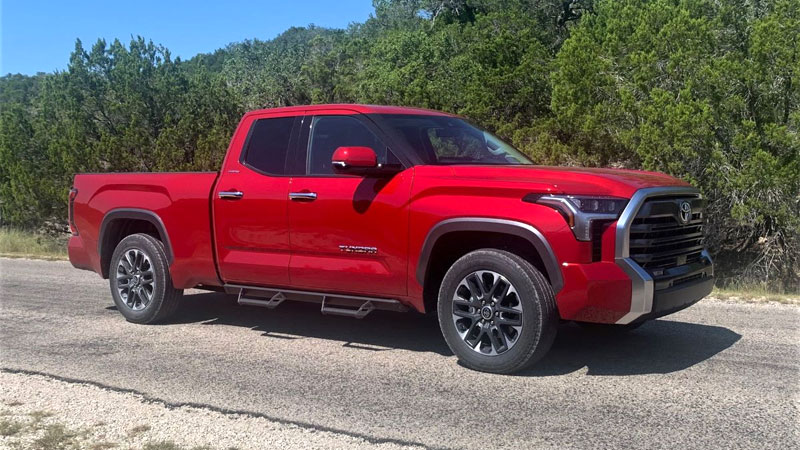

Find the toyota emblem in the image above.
[{"left": 679, "top": 201, "right": 692, "bottom": 224}]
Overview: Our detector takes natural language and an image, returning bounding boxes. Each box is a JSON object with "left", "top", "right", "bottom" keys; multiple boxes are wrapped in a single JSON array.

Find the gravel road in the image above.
[{"left": 1, "top": 258, "right": 798, "bottom": 449}]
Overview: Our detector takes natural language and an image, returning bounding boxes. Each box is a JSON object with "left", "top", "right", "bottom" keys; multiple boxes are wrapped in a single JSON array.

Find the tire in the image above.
[
  {"left": 109, "top": 233, "right": 183, "bottom": 324},
  {"left": 575, "top": 321, "right": 644, "bottom": 334},
  {"left": 437, "top": 249, "right": 558, "bottom": 374}
]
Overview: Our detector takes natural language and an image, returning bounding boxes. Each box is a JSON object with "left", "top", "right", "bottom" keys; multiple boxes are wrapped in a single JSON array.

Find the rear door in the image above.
[
  {"left": 287, "top": 111, "right": 412, "bottom": 297},
  {"left": 213, "top": 112, "right": 300, "bottom": 286}
]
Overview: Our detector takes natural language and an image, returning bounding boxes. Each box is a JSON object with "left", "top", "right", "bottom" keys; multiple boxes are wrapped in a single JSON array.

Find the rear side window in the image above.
[{"left": 242, "top": 117, "right": 295, "bottom": 175}]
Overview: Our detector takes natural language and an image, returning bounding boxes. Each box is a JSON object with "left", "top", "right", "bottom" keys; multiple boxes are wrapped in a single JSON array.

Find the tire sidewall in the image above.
[
  {"left": 109, "top": 234, "right": 170, "bottom": 324},
  {"left": 437, "top": 250, "right": 547, "bottom": 372}
]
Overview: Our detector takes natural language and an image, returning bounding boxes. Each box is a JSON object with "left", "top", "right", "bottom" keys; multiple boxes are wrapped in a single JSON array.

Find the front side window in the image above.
[
  {"left": 374, "top": 114, "right": 533, "bottom": 166},
  {"left": 242, "top": 117, "right": 295, "bottom": 174},
  {"left": 306, "top": 115, "right": 388, "bottom": 175}
]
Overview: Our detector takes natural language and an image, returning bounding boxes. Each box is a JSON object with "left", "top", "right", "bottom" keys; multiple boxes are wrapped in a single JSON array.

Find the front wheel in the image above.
[
  {"left": 437, "top": 249, "right": 558, "bottom": 374},
  {"left": 109, "top": 233, "right": 183, "bottom": 324}
]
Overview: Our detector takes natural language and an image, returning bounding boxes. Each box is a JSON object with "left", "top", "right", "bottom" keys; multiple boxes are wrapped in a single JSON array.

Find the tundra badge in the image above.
[{"left": 339, "top": 245, "right": 378, "bottom": 254}]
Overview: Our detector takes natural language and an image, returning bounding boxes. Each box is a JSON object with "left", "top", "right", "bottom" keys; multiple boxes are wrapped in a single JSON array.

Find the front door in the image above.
[
  {"left": 288, "top": 113, "right": 412, "bottom": 297},
  {"left": 213, "top": 113, "right": 299, "bottom": 286}
]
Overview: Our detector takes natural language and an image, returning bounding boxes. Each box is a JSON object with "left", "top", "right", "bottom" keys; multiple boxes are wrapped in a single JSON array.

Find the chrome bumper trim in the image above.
[{"left": 614, "top": 186, "right": 702, "bottom": 324}]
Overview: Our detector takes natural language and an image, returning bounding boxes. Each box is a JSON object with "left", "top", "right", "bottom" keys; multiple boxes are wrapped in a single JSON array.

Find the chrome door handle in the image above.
[
  {"left": 289, "top": 192, "right": 317, "bottom": 201},
  {"left": 218, "top": 191, "right": 244, "bottom": 200}
]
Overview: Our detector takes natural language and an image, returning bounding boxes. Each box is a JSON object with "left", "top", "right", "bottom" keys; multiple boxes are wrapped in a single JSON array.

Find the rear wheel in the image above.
[
  {"left": 109, "top": 233, "right": 183, "bottom": 324},
  {"left": 437, "top": 249, "right": 558, "bottom": 374}
]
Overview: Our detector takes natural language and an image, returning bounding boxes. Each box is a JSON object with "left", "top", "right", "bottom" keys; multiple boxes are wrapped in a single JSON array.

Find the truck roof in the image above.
[{"left": 244, "top": 104, "right": 458, "bottom": 117}]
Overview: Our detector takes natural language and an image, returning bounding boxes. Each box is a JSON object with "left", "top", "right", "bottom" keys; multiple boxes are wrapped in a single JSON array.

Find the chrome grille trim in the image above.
[
  {"left": 629, "top": 198, "right": 705, "bottom": 270},
  {"left": 614, "top": 186, "right": 701, "bottom": 324}
]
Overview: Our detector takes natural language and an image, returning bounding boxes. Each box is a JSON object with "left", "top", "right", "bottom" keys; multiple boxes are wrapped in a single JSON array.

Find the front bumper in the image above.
[
  {"left": 556, "top": 255, "right": 713, "bottom": 324},
  {"left": 635, "top": 273, "right": 714, "bottom": 322},
  {"left": 555, "top": 186, "right": 715, "bottom": 324}
]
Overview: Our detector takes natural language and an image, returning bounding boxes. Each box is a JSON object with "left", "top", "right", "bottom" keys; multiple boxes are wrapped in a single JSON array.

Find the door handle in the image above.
[
  {"left": 289, "top": 192, "right": 317, "bottom": 202},
  {"left": 218, "top": 191, "right": 244, "bottom": 200}
]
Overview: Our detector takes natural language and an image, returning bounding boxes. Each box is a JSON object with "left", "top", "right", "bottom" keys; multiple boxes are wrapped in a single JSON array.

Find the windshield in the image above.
[{"left": 373, "top": 114, "right": 533, "bottom": 166}]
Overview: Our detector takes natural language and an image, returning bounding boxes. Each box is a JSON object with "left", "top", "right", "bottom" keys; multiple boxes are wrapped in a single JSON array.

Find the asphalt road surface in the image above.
[{"left": 1, "top": 258, "right": 798, "bottom": 449}]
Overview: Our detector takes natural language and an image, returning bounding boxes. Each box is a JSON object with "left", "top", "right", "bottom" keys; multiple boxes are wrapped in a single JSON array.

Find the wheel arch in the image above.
[
  {"left": 417, "top": 218, "right": 564, "bottom": 313},
  {"left": 98, "top": 209, "right": 174, "bottom": 278}
]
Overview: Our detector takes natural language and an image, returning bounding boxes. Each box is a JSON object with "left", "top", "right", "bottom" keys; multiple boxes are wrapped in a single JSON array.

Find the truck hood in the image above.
[{"left": 449, "top": 165, "right": 690, "bottom": 198}]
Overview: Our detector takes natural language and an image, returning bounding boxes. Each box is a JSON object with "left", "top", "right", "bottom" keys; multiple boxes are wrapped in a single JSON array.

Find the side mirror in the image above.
[{"left": 331, "top": 146, "right": 378, "bottom": 173}]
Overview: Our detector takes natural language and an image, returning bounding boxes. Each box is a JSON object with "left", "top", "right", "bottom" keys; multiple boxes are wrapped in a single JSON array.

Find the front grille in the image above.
[{"left": 629, "top": 196, "right": 705, "bottom": 272}]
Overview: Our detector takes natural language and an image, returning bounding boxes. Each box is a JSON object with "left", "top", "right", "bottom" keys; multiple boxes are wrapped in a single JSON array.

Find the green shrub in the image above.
[{"left": 1, "top": 0, "right": 796, "bottom": 290}]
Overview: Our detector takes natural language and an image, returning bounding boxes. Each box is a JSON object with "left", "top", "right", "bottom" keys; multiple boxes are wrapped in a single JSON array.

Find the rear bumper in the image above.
[{"left": 68, "top": 235, "right": 94, "bottom": 272}]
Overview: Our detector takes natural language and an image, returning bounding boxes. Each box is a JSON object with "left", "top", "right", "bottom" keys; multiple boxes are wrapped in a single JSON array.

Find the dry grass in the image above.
[
  {"left": 142, "top": 442, "right": 184, "bottom": 450},
  {"left": 142, "top": 442, "right": 227, "bottom": 450},
  {"left": 0, "top": 228, "right": 68, "bottom": 260},
  {"left": 0, "top": 418, "right": 24, "bottom": 436},
  {"left": 129, "top": 424, "right": 152, "bottom": 436},
  {"left": 0, "top": 402, "right": 238, "bottom": 450},
  {"left": 31, "top": 423, "right": 80, "bottom": 450},
  {"left": 712, "top": 287, "right": 799, "bottom": 305},
  {"left": 28, "top": 410, "right": 55, "bottom": 423}
]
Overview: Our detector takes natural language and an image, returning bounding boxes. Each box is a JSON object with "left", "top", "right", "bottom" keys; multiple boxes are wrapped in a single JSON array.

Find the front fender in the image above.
[{"left": 416, "top": 217, "right": 564, "bottom": 293}]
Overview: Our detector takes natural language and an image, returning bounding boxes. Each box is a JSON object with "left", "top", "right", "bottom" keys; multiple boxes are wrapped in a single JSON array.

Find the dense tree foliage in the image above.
[
  {"left": 547, "top": 0, "right": 799, "bottom": 289},
  {"left": 1, "top": 0, "right": 797, "bottom": 290}
]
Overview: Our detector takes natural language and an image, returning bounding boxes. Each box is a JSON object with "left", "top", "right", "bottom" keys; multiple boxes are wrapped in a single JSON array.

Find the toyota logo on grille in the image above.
[{"left": 679, "top": 201, "right": 692, "bottom": 224}]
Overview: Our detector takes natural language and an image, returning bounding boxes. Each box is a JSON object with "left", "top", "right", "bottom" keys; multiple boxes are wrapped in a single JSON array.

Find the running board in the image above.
[
  {"left": 228, "top": 284, "right": 408, "bottom": 319},
  {"left": 238, "top": 291, "right": 285, "bottom": 309},
  {"left": 320, "top": 296, "right": 374, "bottom": 319}
]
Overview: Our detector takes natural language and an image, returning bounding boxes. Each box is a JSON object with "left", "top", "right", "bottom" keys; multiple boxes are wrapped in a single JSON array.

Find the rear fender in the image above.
[{"left": 98, "top": 208, "right": 173, "bottom": 278}]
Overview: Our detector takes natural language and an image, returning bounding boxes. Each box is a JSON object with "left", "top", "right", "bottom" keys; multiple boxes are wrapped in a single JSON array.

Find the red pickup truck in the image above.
[{"left": 68, "top": 104, "right": 714, "bottom": 373}]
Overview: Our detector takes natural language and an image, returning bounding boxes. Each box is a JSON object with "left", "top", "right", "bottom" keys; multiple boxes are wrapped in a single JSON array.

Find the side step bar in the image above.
[
  {"left": 320, "top": 296, "right": 374, "bottom": 319},
  {"left": 227, "top": 284, "right": 408, "bottom": 319},
  {"left": 237, "top": 291, "right": 286, "bottom": 309}
]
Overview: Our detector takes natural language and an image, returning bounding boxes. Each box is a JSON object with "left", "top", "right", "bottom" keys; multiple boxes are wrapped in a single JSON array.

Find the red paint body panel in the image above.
[
  {"left": 212, "top": 111, "right": 292, "bottom": 287},
  {"left": 331, "top": 146, "right": 378, "bottom": 168},
  {"left": 68, "top": 104, "right": 698, "bottom": 323},
  {"left": 68, "top": 172, "right": 220, "bottom": 288},
  {"left": 555, "top": 221, "right": 631, "bottom": 322},
  {"left": 243, "top": 104, "right": 457, "bottom": 118},
  {"left": 448, "top": 165, "right": 688, "bottom": 198},
  {"left": 557, "top": 262, "right": 632, "bottom": 322},
  {"left": 288, "top": 172, "right": 412, "bottom": 296}
]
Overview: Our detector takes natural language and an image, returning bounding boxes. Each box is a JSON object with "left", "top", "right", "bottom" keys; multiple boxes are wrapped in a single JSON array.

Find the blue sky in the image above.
[{"left": 1, "top": 0, "right": 376, "bottom": 75}]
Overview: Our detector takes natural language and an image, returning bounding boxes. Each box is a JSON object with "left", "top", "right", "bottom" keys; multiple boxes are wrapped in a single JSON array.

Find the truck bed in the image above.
[{"left": 68, "top": 172, "right": 221, "bottom": 288}]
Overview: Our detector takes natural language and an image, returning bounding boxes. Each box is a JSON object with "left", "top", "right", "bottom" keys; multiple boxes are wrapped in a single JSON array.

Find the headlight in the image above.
[
  {"left": 563, "top": 196, "right": 628, "bottom": 214},
  {"left": 525, "top": 194, "right": 628, "bottom": 241}
]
